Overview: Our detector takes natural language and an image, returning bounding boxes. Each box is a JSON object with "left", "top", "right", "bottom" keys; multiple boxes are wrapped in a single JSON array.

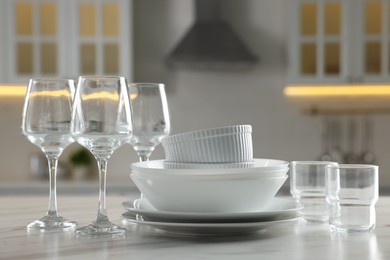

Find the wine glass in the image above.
[
  {"left": 71, "top": 76, "right": 132, "bottom": 236},
  {"left": 128, "top": 83, "right": 171, "bottom": 162},
  {"left": 22, "top": 78, "right": 77, "bottom": 231}
]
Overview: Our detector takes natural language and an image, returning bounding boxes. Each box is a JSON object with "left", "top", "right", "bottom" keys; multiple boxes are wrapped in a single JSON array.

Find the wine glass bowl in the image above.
[
  {"left": 71, "top": 76, "right": 132, "bottom": 236},
  {"left": 128, "top": 83, "right": 170, "bottom": 162},
  {"left": 22, "top": 78, "right": 77, "bottom": 231}
]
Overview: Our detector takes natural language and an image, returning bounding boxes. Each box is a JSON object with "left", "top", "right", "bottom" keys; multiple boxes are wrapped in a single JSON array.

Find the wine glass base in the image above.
[
  {"left": 75, "top": 221, "right": 127, "bottom": 237},
  {"left": 27, "top": 215, "right": 77, "bottom": 231}
]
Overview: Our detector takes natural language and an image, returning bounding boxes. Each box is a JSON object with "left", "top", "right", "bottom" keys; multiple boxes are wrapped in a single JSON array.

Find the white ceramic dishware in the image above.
[
  {"left": 130, "top": 173, "right": 288, "bottom": 213},
  {"left": 162, "top": 125, "right": 253, "bottom": 163},
  {"left": 122, "top": 213, "right": 299, "bottom": 236},
  {"left": 162, "top": 161, "right": 256, "bottom": 169},
  {"left": 122, "top": 198, "right": 301, "bottom": 222},
  {"left": 131, "top": 158, "right": 289, "bottom": 177}
]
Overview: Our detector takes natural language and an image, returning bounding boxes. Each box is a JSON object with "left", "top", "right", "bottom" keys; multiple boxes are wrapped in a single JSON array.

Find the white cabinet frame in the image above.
[
  {"left": 288, "top": 0, "right": 390, "bottom": 84},
  {"left": 0, "top": 0, "right": 132, "bottom": 83}
]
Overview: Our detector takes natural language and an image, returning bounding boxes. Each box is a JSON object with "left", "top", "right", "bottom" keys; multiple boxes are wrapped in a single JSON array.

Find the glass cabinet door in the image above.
[
  {"left": 300, "top": 2, "right": 317, "bottom": 76},
  {"left": 70, "top": 0, "right": 131, "bottom": 78},
  {"left": 324, "top": 2, "right": 342, "bottom": 75},
  {"left": 8, "top": 0, "right": 62, "bottom": 82},
  {"left": 357, "top": 0, "right": 390, "bottom": 82},
  {"left": 363, "top": 0, "right": 382, "bottom": 75},
  {"left": 290, "top": 0, "right": 390, "bottom": 84},
  {"left": 1, "top": 0, "right": 132, "bottom": 83},
  {"left": 290, "top": 0, "right": 346, "bottom": 83}
]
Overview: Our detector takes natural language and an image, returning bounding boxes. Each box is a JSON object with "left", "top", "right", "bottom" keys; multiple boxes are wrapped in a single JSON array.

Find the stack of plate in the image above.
[
  {"left": 122, "top": 197, "right": 301, "bottom": 236},
  {"left": 122, "top": 125, "right": 300, "bottom": 235}
]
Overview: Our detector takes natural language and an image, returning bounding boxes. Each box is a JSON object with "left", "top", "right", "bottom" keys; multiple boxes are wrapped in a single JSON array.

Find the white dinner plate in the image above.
[
  {"left": 122, "top": 197, "right": 301, "bottom": 223},
  {"left": 121, "top": 213, "right": 300, "bottom": 236}
]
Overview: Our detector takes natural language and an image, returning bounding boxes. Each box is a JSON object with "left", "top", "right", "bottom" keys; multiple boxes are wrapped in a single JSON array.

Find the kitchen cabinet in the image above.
[
  {"left": 288, "top": 0, "right": 390, "bottom": 84},
  {"left": 0, "top": 0, "right": 132, "bottom": 83}
]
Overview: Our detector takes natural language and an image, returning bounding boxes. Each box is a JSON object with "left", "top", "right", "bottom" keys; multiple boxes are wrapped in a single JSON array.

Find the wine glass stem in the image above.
[
  {"left": 139, "top": 155, "right": 150, "bottom": 162},
  {"left": 96, "top": 158, "right": 108, "bottom": 221},
  {"left": 138, "top": 155, "right": 150, "bottom": 199},
  {"left": 46, "top": 156, "right": 59, "bottom": 217}
]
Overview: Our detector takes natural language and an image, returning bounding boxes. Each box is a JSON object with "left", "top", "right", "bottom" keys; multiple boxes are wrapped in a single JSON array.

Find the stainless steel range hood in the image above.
[{"left": 166, "top": 0, "right": 258, "bottom": 70}]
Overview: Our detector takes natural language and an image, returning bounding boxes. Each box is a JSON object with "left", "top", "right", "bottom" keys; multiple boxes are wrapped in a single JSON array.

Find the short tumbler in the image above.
[
  {"left": 290, "top": 161, "right": 338, "bottom": 222},
  {"left": 326, "top": 164, "right": 378, "bottom": 233}
]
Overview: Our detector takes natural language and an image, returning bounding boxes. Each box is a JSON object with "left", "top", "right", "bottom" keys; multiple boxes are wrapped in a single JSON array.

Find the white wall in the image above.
[{"left": 2, "top": 0, "right": 390, "bottom": 189}]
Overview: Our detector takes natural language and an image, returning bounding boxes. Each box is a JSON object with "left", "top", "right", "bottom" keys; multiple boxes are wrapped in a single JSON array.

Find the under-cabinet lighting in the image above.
[
  {"left": 82, "top": 92, "right": 119, "bottom": 101},
  {"left": 284, "top": 85, "right": 390, "bottom": 97},
  {"left": 0, "top": 84, "right": 138, "bottom": 99},
  {"left": 0, "top": 84, "right": 27, "bottom": 97}
]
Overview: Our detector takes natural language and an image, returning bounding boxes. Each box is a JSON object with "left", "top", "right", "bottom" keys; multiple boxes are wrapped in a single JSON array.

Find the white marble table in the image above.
[{"left": 1, "top": 194, "right": 390, "bottom": 259}]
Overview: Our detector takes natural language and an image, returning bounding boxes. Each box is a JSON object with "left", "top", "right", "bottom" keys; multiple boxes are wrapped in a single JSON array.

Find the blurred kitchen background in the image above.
[{"left": 2, "top": 0, "right": 390, "bottom": 192}]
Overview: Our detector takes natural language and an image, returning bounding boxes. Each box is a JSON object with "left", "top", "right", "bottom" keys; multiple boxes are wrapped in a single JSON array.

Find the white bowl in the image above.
[
  {"left": 130, "top": 173, "right": 288, "bottom": 213},
  {"left": 162, "top": 125, "right": 253, "bottom": 163},
  {"left": 131, "top": 158, "right": 289, "bottom": 177}
]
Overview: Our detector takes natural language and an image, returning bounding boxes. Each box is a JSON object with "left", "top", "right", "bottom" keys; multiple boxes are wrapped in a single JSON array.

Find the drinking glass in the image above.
[
  {"left": 22, "top": 78, "right": 77, "bottom": 231},
  {"left": 290, "top": 161, "right": 338, "bottom": 222},
  {"left": 326, "top": 164, "right": 379, "bottom": 233},
  {"left": 71, "top": 76, "right": 133, "bottom": 236},
  {"left": 128, "top": 83, "right": 170, "bottom": 162}
]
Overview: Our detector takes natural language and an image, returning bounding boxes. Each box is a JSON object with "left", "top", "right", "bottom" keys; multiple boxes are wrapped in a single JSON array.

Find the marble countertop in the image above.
[{"left": 1, "top": 194, "right": 390, "bottom": 259}]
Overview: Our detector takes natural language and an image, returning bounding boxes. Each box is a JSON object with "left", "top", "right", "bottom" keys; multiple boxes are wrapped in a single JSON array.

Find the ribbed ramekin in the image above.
[{"left": 162, "top": 125, "right": 253, "bottom": 163}]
